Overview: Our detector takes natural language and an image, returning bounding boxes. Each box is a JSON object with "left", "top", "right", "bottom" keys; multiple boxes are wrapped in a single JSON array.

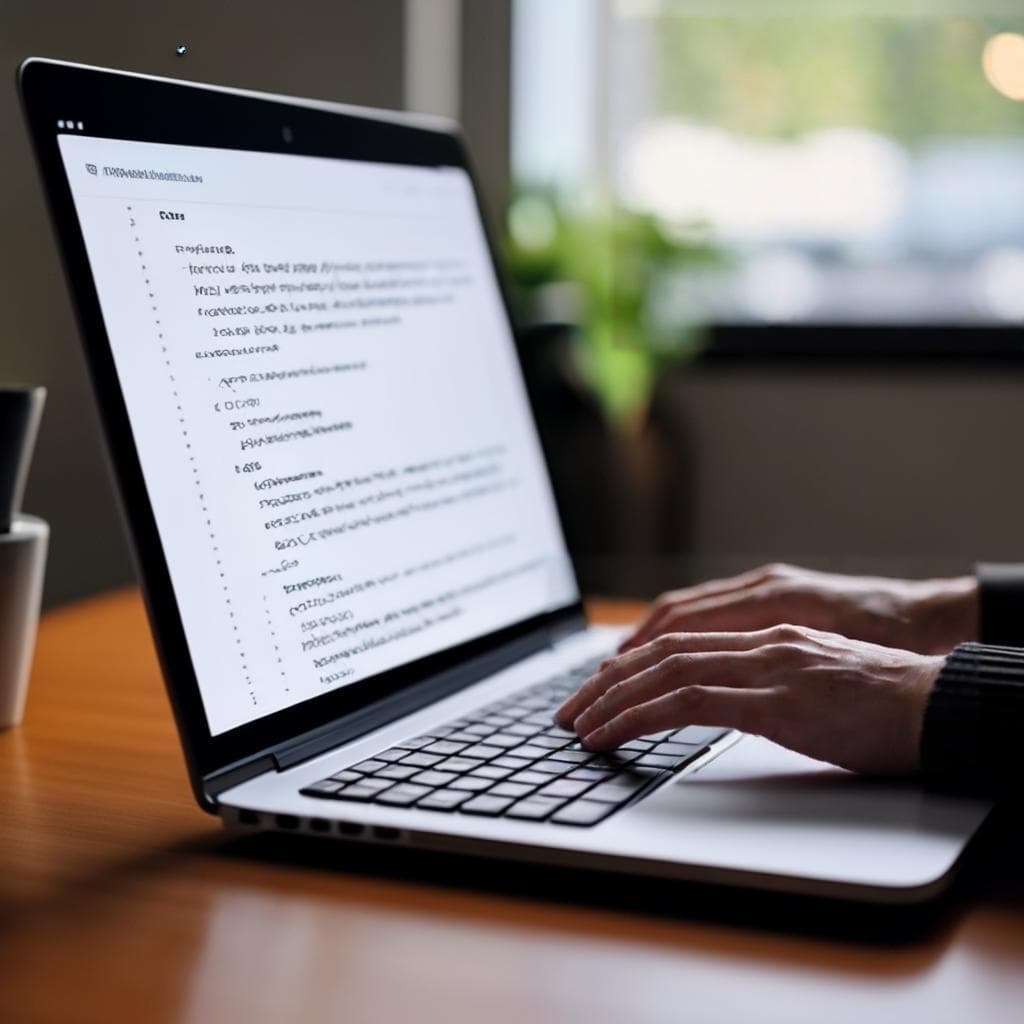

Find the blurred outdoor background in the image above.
[{"left": 2, "top": 0, "right": 1023, "bottom": 606}]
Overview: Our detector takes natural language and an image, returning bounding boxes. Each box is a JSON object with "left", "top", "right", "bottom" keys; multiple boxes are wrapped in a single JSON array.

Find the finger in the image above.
[
  {"left": 581, "top": 685, "right": 778, "bottom": 751},
  {"left": 625, "top": 582, "right": 799, "bottom": 650},
  {"left": 573, "top": 647, "right": 764, "bottom": 739},
  {"left": 556, "top": 630, "right": 770, "bottom": 727},
  {"left": 619, "top": 568, "right": 778, "bottom": 651},
  {"left": 614, "top": 569, "right": 782, "bottom": 647}
]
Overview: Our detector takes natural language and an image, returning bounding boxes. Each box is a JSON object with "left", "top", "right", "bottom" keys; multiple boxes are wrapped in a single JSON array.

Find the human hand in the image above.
[
  {"left": 556, "top": 626, "right": 944, "bottom": 775},
  {"left": 620, "top": 563, "right": 977, "bottom": 656}
]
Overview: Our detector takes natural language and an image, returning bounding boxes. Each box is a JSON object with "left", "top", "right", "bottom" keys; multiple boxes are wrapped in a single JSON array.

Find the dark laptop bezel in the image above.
[{"left": 18, "top": 58, "right": 585, "bottom": 807}]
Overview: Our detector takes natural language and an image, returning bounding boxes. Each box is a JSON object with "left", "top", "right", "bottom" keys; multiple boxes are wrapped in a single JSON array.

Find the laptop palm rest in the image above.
[{"left": 617, "top": 736, "right": 992, "bottom": 900}]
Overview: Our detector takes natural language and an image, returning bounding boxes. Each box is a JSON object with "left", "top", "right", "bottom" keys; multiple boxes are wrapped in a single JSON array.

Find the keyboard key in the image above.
[
  {"left": 358, "top": 777, "right": 397, "bottom": 793},
  {"left": 447, "top": 731, "right": 483, "bottom": 744},
  {"left": 530, "top": 760, "right": 572, "bottom": 776},
  {"left": 518, "top": 697, "right": 550, "bottom": 710},
  {"left": 461, "top": 744, "right": 504, "bottom": 760},
  {"left": 651, "top": 741, "right": 702, "bottom": 759},
  {"left": 521, "top": 712, "right": 555, "bottom": 726},
  {"left": 620, "top": 739, "right": 654, "bottom": 752},
  {"left": 417, "top": 789, "right": 473, "bottom": 811},
  {"left": 486, "top": 734, "right": 523, "bottom": 748},
  {"left": 434, "top": 757, "right": 484, "bottom": 773},
  {"left": 410, "top": 770, "right": 459, "bottom": 788},
  {"left": 675, "top": 726, "right": 728, "bottom": 747},
  {"left": 508, "top": 745, "right": 551, "bottom": 761},
  {"left": 376, "top": 763, "right": 420, "bottom": 781},
  {"left": 470, "top": 765, "right": 513, "bottom": 780},
  {"left": 399, "top": 752, "right": 444, "bottom": 768},
  {"left": 507, "top": 770, "right": 551, "bottom": 786},
  {"left": 551, "top": 800, "right": 616, "bottom": 826},
  {"left": 632, "top": 753, "right": 680, "bottom": 770},
  {"left": 586, "top": 778, "right": 649, "bottom": 803},
  {"left": 328, "top": 770, "right": 362, "bottom": 783},
  {"left": 462, "top": 723, "right": 493, "bottom": 736},
  {"left": 505, "top": 722, "right": 538, "bottom": 737},
  {"left": 460, "top": 795, "right": 516, "bottom": 816},
  {"left": 352, "top": 759, "right": 388, "bottom": 774},
  {"left": 589, "top": 754, "right": 637, "bottom": 770},
  {"left": 566, "top": 767, "right": 614, "bottom": 783},
  {"left": 483, "top": 715, "right": 515, "bottom": 727},
  {"left": 374, "top": 748, "right": 409, "bottom": 763},
  {"left": 375, "top": 783, "right": 432, "bottom": 806},
  {"left": 333, "top": 784, "right": 379, "bottom": 802},
  {"left": 450, "top": 776, "right": 493, "bottom": 792},
  {"left": 550, "top": 749, "right": 594, "bottom": 764},
  {"left": 491, "top": 755, "right": 533, "bottom": 770},
  {"left": 505, "top": 797, "right": 566, "bottom": 820},
  {"left": 489, "top": 782, "right": 535, "bottom": 799},
  {"left": 301, "top": 780, "right": 344, "bottom": 796},
  {"left": 538, "top": 779, "right": 592, "bottom": 799},
  {"left": 532, "top": 735, "right": 573, "bottom": 749},
  {"left": 422, "top": 740, "right": 468, "bottom": 756},
  {"left": 393, "top": 736, "right": 433, "bottom": 751}
]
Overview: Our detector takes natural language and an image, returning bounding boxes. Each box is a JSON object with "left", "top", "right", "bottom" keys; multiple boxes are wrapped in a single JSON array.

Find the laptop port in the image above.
[
  {"left": 275, "top": 814, "right": 300, "bottom": 830},
  {"left": 337, "top": 821, "right": 364, "bottom": 837},
  {"left": 372, "top": 826, "right": 401, "bottom": 842},
  {"left": 309, "top": 817, "right": 330, "bottom": 832},
  {"left": 238, "top": 809, "right": 261, "bottom": 826}
]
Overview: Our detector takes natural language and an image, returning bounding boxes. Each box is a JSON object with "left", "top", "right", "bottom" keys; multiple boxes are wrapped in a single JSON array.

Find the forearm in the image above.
[
  {"left": 921, "top": 642, "right": 1024, "bottom": 793},
  {"left": 976, "top": 563, "right": 1024, "bottom": 646}
]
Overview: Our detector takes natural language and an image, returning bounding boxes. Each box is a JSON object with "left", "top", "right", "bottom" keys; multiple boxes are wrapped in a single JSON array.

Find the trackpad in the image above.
[{"left": 624, "top": 735, "right": 992, "bottom": 893}]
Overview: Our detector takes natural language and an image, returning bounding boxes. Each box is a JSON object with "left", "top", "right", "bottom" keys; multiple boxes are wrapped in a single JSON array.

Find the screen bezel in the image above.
[{"left": 18, "top": 58, "right": 585, "bottom": 793}]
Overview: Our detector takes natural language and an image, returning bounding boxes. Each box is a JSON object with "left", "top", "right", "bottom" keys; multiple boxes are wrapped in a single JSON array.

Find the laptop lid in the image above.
[{"left": 19, "top": 58, "right": 583, "bottom": 807}]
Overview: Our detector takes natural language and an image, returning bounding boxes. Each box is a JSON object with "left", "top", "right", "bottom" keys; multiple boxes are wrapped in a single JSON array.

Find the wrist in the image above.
[
  {"left": 906, "top": 655, "right": 945, "bottom": 771},
  {"left": 908, "top": 576, "right": 978, "bottom": 653}
]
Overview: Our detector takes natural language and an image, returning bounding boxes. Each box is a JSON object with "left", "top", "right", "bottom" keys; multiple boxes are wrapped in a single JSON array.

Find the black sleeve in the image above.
[
  {"left": 921, "top": 642, "right": 1024, "bottom": 793},
  {"left": 975, "top": 563, "right": 1024, "bottom": 645}
]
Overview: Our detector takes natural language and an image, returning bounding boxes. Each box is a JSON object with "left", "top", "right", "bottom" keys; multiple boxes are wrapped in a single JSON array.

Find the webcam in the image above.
[{"left": 282, "top": 125, "right": 294, "bottom": 144}]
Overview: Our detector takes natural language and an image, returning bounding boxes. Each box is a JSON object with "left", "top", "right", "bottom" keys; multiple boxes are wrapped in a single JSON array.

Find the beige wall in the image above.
[
  {"left": 671, "top": 368, "right": 1024, "bottom": 578},
  {"left": 1, "top": 1, "right": 405, "bottom": 605}
]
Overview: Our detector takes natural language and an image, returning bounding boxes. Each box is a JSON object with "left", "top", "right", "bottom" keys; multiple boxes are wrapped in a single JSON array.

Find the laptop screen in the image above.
[{"left": 55, "top": 133, "right": 579, "bottom": 736}]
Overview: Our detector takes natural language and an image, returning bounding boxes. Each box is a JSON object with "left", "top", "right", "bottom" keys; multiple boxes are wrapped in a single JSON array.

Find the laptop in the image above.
[{"left": 19, "top": 58, "right": 992, "bottom": 903}]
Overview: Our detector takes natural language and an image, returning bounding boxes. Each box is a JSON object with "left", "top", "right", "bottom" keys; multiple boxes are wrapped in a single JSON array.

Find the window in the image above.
[{"left": 512, "top": 0, "right": 1024, "bottom": 329}]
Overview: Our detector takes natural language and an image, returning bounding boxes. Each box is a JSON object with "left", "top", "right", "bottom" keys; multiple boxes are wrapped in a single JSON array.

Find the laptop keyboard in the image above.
[{"left": 300, "top": 659, "right": 729, "bottom": 827}]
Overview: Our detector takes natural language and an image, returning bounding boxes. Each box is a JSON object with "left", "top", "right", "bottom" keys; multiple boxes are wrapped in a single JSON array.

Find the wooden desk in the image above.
[{"left": 2, "top": 589, "right": 1023, "bottom": 1024}]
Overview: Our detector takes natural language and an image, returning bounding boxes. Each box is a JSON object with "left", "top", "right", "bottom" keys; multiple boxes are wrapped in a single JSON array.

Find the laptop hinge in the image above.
[
  {"left": 204, "top": 754, "right": 277, "bottom": 805},
  {"left": 201, "top": 618, "right": 579, "bottom": 803}
]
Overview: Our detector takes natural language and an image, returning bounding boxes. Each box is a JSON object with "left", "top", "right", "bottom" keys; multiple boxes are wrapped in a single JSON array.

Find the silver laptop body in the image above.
[{"left": 21, "top": 58, "right": 992, "bottom": 905}]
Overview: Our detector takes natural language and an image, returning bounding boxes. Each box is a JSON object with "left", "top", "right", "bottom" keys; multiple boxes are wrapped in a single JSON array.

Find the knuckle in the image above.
[
  {"left": 603, "top": 678, "right": 631, "bottom": 706},
  {"left": 772, "top": 623, "right": 806, "bottom": 642},
  {"left": 664, "top": 651, "right": 691, "bottom": 673},
  {"left": 674, "top": 685, "right": 706, "bottom": 712},
  {"left": 652, "top": 633, "right": 676, "bottom": 655}
]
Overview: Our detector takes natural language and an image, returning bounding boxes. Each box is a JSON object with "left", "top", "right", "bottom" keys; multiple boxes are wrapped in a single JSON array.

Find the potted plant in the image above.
[{"left": 504, "top": 188, "right": 723, "bottom": 592}]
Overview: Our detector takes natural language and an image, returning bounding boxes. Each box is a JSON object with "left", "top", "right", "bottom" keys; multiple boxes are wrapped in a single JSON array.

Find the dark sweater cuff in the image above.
[
  {"left": 921, "top": 642, "right": 1024, "bottom": 793},
  {"left": 975, "top": 563, "right": 1024, "bottom": 645}
]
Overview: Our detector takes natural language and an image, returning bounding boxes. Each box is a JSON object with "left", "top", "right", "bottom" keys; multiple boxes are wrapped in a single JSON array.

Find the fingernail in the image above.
[{"left": 581, "top": 727, "right": 607, "bottom": 749}]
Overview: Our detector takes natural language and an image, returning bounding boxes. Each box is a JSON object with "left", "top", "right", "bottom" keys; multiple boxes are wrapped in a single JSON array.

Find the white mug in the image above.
[{"left": 0, "top": 515, "right": 48, "bottom": 728}]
